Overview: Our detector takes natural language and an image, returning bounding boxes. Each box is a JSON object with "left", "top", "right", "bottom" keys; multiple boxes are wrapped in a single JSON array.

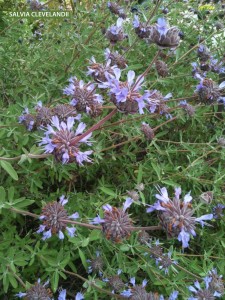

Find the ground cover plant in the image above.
[{"left": 0, "top": 0, "right": 225, "bottom": 299}]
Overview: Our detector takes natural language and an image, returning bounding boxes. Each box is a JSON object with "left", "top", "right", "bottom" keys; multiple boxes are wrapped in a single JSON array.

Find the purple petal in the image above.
[
  {"left": 184, "top": 191, "right": 192, "bottom": 203},
  {"left": 42, "top": 229, "right": 52, "bottom": 240},
  {"left": 37, "top": 225, "right": 46, "bottom": 233},
  {"left": 58, "top": 289, "right": 66, "bottom": 300},
  {"left": 58, "top": 230, "right": 64, "bottom": 240},
  {"left": 90, "top": 215, "right": 105, "bottom": 224},
  {"left": 75, "top": 122, "right": 86, "bottom": 135},
  {"left": 177, "top": 229, "right": 190, "bottom": 248},
  {"left": 155, "top": 187, "right": 170, "bottom": 203},
  {"left": 123, "top": 197, "right": 133, "bottom": 211},
  {"left": 69, "top": 212, "right": 79, "bottom": 219},
  {"left": 59, "top": 195, "right": 68, "bottom": 206},
  {"left": 51, "top": 116, "right": 60, "bottom": 130},
  {"left": 75, "top": 292, "right": 84, "bottom": 300},
  {"left": 103, "top": 204, "right": 112, "bottom": 211},
  {"left": 66, "top": 226, "right": 76, "bottom": 237},
  {"left": 127, "top": 70, "right": 135, "bottom": 87}
]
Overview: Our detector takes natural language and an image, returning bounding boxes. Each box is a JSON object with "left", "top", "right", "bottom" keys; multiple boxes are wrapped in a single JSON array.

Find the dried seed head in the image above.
[
  {"left": 90, "top": 256, "right": 104, "bottom": 274},
  {"left": 141, "top": 123, "right": 155, "bottom": 141},
  {"left": 36, "top": 106, "right": 53, "bottom": 127},
  {"left": 52, "top": 104, "right": 78, "bottom": 122},
  {"left": 102, "top": 206, "right": 133, "bottom": 242},
  {"left": 127, "top": 190, "right": 139, "bottom": 201},
  {"left": 217, "top": 137, "right": 225, "bottom": 147},
  {"left": 138, "top": 231, "right": 150, "bottom": 244},
  {"left": 199, "top": 191, "right": 213, "bottom": 204},
  {"left": 108, "top": 275, "right": 125, "bottom": 292},
  {"left": 155, "top": 60, "right": 169, "bottom": 77}
]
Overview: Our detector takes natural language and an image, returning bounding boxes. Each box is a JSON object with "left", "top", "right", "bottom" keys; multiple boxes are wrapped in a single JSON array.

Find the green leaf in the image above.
[
  {"left": 51, "top": 271, "right": 59, "bottom": 292},
  {"left": 0, "top": 186, "right": 6, "bottom": 202},
  {"left": 99, "top": 187, "right": 116, "bottom": 197},
  {"left": 78, "top": 248, "right": 87, "bottom": 269},
  {"left": 8, "top": 273, "right": 18, "bottom": 289},
  {"left": 0, "top": 161, "right": 18, "bottom": 181}
]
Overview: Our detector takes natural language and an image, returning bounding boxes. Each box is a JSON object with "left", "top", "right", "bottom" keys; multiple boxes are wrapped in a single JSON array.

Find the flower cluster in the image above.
[
  {"left": 146, "top": 187, "right": 213, "bottom": 248},
  {"left": 121, "top": 277, "right": 179, "bottom": 299},
  {"left": 19, "top": 102, "right": 79, "bottom": 130},
  {"left": 188, "top": 273, "right": 224, "bottom": 299},
  {"left": 133, "top": 15, "right": 152, "bottom": 40},
  {"left": 105, "top": 18, "right": 126, "bottom": 44},
  {"left": 63, "top": 76, "right": 103, "bottom": 117},
  {"left": 148, "top": 18, "right": 180, "bottom": 49},
  {"left": 16, "top": 279, "right": 52, "bottom": 299},
  {"left": 91, "top": 198, "right": 133, "bottom": 242},
  {"left": 39, "top": 116, "right": 93, "bottom": 165},
  {"left": 155, "top": 60, "right": 169, "bottom": 77},
  {"left": 100, "top": 68, "right": 149, "bottom": 114},
  {"left": 104, "top": 48, "right": 127, "bottom": 69},
  {"left": 195, "top": 77, "right": 225, "bottom": 104},
  {"left": 37, "top": 195, "right": 78, "bottom": 240},
  {"left": 107, "top": 2, "right": 126, "bottom": 19},
  {"left": 87, "top": 56, "right": 116, "bottom": 82}
]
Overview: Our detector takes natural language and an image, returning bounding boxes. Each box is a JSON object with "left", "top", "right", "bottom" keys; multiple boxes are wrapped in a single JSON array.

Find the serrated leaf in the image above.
[{"left": 0, "top": 161, "right": 18, "bottom": 181}]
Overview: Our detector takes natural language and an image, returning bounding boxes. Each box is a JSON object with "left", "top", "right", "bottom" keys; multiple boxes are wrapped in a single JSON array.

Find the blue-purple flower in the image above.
[
  {"left": 213, "top": 204, "right": 225, "bottom": 219},
  {"left": 188, "top": 276, "right": 223, "bottom": 299},
  {"left": 63, "top": 76, "right": 103, "bottom": 117},
  {"left": 91, "top": 198, "right": 134, "bottom": 242},
  {"left": 99, "top": 68, "right": 148, "bottom": 114},
  {"left": 37, "top": 195, "right": 79, "bottom": 240},
  {"left": 18, "top": 108, "right": 36, "bottom": 131},
  {"left": 106, "top": 18, "right": 126, "bottom": 44},
  {"left": 146, "top": 187, "right": 213, "bottom": 248},
  {"left": 16, "top": 279, "right": 52, "bottom": 299},
  {"left": 104, "top": 48, "right": 127, "bottom": 69},
  {"left": 149, "top": 18, "right": 180, "bottom": 49},
  {"left": 132, "top": 15, "right": 152, "bottom": 39},
  {"left": 39, "top": 116, "right": 93, "bottom": 165}
]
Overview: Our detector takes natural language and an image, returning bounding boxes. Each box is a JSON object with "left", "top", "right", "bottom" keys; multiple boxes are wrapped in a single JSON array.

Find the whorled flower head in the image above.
[
  {"left": 39, "top": 116, "right": 93, "bottom": 165},
  {"left": 195, "top": 77, "right": 225, "bottom": 104},
  {"left": 87, "top": 56, "right": 116, "bottom": 82},
  {"left": 197, "top": 45, "right": 211, "bottom": 62},
  {"left": 87, "top": 251, "right": 104, "bottom": 276},
  {"left": 208, "top": 269, "right": 225, "bottom": 295},
  {"left": 179, "top": 100, "right": 196, "bottom": 117},
  {"left": 104, "top": 48, "right": 127, "bottom": 69},
  {"left": 107, "top": 2, "right": 127, "bottom": 19},
  {"left": 99, "top": 68, "right": 148, "bottom": 114},
  {"left": 105, "top": 18, "right": 126, "bottom": 44},
  {"left": 148, "top": 18, "right": 180, "bottom": 49},
  {"left": 146, "top": 187, "right": 213, "bottom": 248},
  {"left": 37, "top": 195, "right": 79, "bottom": 240},
  {"left": 138, "top": 230, "right": 150, "bottom": 244},
  {"left": 145, "top": 90, "right": 172, "bottom": 118},
  {"left": 63, "top": 76, "right": 103, "bottom": 117},
  {"left": 121, "top": 278, "right": 179, "bottom": 299},
  {"left": 16, "top": 279, "right": 52, "bottom": 299},
  {"left": 188, "top": 276, "right": 223, "bottom": 299},
  {"left": 141, "top": 122, "right": 155, "bottom": 141},
  {"left": 155, "top": 60, "right": 169, "bottom": 77},
  {"left": 18, "top": 108, "right": 36, "bottom": 131},
  {"left": 91, "top": 198, "right": 134, "bottom": 242},
  {"left": 212, "top": 204, "right": 225, "bottom": 219},
  {"left": 27, "top": 0, "right": 45, "bottom": 11},
  {"left": 133, "top": 15, "right": 152, "bottom": 39},
  {"left": 35, "top": 101, "right": 54, "bottom": 127}
]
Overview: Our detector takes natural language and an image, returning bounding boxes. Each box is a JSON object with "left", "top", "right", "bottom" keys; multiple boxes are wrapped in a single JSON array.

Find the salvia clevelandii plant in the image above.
[{"left": 0, "top": 0, "right": 225, "bottom": 299}]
